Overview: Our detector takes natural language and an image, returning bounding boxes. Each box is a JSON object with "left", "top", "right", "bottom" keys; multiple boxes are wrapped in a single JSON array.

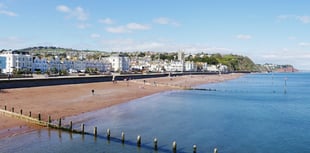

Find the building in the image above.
[
  {"left": 32, "top": 57, "right": 48, "bottom": 73},
  {"left": 184, "top": 61, "right": 197, "bottom": 72},
  {"left": 0, "top": 56, "right": 6, "bottom": 73},
  {"left": 165, "top": 61, "right": 184, "bottom": 72},
  {"left": 0, "top": 50, "right": 33, "bottom": 74},
  {"left": 207, "top": 64, "right": 228, "bottom": 73},
  {"left": 178, "top": 50, "right": 184, "bottom": 61},
  {"left": 108, "top": 54, "right": 130, "bottom": 72}
]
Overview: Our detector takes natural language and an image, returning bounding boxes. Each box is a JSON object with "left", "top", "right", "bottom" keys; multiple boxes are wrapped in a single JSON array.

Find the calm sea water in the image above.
[{"left": 1, "top": 73, "right": 310, "bottom": 153}]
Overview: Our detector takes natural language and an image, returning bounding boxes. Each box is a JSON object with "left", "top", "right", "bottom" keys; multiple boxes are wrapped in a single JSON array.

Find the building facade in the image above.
[
  {"left": 0, "top": 50, "right": 32, "bottom": 74},
  {"left": 33, "top": 57, "right": 48, "bottom": 73},
  {"left": 0, "top": 56, "right": 6, "bottom": 73},
  {"left": 108, "top": 54, "right": 130, "bottom": 72}
]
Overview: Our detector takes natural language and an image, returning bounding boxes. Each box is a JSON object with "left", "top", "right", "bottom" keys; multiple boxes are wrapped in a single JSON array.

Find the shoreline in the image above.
[{"left": 0, "top": 73, "right": 244, "bottom": 139}]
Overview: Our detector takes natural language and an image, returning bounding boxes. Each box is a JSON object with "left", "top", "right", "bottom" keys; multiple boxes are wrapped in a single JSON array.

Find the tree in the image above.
[{"left": 138, "top": 52, "right": 145, "bottom": 57}]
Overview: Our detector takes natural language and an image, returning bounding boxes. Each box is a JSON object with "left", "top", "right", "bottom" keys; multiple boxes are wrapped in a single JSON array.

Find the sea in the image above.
[{"left": 1, "top": 73, "right": 310, "bottom": 153}]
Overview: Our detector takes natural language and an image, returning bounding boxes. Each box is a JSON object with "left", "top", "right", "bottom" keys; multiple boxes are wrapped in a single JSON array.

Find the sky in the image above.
[{"left": 1, "top": 0, "right": 310, "bottom": 70}]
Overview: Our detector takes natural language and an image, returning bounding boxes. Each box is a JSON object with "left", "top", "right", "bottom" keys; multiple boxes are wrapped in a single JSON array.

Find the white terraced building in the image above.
[
  {"left": 0, "top": 50, "right": 33, "bottom": 74},
  {"left": 108, "top": 54, "right": 130, "bottom": 72}
]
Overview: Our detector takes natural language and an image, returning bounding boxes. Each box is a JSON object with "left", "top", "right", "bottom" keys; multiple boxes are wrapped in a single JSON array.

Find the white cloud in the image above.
[
  {"left": 76, "top": 23, "right": 91, "bottom": 29},
  {"left": 90, "top": 33, "right": 101, "bottom": 39},
  {"left": 288, "top": 36, "right": 296, "bottom": 40},
  {"left": 296, "top": 16, "right": 310, "bottom": 23},
  {"left": 0, "top": 10, "right": 18, "bottom": 16},
  {"left": 298, "top": 42, "right": 310, "bottom": 47},
  {"left": 0, "top": 3, "right": 18, "bottom": 17},
  {"left": 56, "top": 5, "right": 70, "bottom": 13},
  {"left": 56, "top": 5, "right": 88, "bottom": 21},
  {"left": 153, "top": 17, "right": 180, "bottom": 26},
  {"left": 74, "top": 7, "right": 88, "bottom": 21},
  {"left": 99, "top": 38, "right": 233, "bottom": 54},
  {"left": 126, "top": 23, "right": 150, "bottom": 30},
  {"left": 0, "top": 36, "right": 26, "bottom": 49},
  {"left": 105, "top": 26, "right": 129, "bottom": 33},
  {"left": 99, "top": 18, "right": 114, "bottom": 24},
  {"left": 105, "top": 23, "right": 151, "bottom": 33},
  {"left": 236, "top": 34, "right": 252, "bottom": 40},
  {"left": 277, "top": 15, "right": 291, "bottom": 20},
  {"left": 277, "top": 15, "right": 310, "bottom": 24},
  {"left": 101, "top": 38, "right": 166, "bottom": 51}
]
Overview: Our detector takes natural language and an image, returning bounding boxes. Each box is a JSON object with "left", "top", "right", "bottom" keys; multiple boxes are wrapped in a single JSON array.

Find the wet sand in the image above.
[{"left": 0, "top": 73, "right": 244, "bottom": 138}]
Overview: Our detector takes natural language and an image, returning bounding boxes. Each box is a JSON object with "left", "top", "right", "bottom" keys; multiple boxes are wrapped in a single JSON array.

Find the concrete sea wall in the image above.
[{"left": 0, "top": 72, "right": 219, "bottom": 89}]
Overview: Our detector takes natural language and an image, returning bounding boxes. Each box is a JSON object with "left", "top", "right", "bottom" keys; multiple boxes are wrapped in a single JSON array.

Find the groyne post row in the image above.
[
  {"left": 130, "top": 79, "right": 191, "bottom": 90},
  {"left": 131, "top": 80, "right": 217, "bottom": 91},
  {"left": 1, "top": 106, "right": 218, "bottom": 153}
]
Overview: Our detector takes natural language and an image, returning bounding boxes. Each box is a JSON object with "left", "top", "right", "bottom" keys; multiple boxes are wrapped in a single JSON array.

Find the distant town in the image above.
[{"left": 0, "top": 46, "right": 297, "bottom": 78}]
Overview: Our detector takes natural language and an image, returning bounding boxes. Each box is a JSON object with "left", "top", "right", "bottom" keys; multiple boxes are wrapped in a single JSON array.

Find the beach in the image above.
[{"left": 0, "top": 73, "right": 243, "bottom": 138}]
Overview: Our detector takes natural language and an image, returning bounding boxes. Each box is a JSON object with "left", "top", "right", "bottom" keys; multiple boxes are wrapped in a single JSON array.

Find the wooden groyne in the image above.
[
  {"left": 0, "top": 108, "right": 48, "bottom": 127},
  {"left": 131, "top": 79, "right": 217, "bottom": 91},
  {"left": 1, "top": 105, "right": 219, "bottom": 153}
]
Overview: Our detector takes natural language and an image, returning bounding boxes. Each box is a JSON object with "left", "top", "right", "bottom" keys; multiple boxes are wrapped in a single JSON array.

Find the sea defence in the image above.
[{"left": 0, "top": 72, "right": 220, "bottom": 89}]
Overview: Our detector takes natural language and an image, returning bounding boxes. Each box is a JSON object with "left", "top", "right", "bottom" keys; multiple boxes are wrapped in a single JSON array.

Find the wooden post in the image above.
[
  {"left": 48, "top": 116, "right": 52, "bottom": 123},
  {"left": 69, "top": 121, "right": 73, "bottom": 131},
  {"left": 94, "top": 127, "right": 97, "bottom": 137},
  {"left": 193, "top": 144, "right": 197, "bottom": 153},
  {"left": 4, "top": 105, "right": 6, "bottom": 110},
  {"left": 20, "top": 109, "right": 23, "bottom": 115},
  {"left": 121, "top": 132, "right": 125, "bottom": 143},
  {"left": 58, "top": 118, "right": 62, "bottom": 127},
  {"left": 172, "top": 141, "right": 177, "bottom": 152},
  {"left": 214, "top": 148, "right": 218, "bottom": 153},
  {"left": 153, "top": 138, "right": 158, "bottom": 150},
  {"left": 107, "top": 128, "right": 111, "bottom": 140},
  {"left": 11, "top": 107, "right": 14, "bottom": 112},
  {"left": 38, "top": 113, "right": 41, "bottom": 121},
  {"left": 29, "top": 111, "right": 31, "bottom": 117},
  {"left": 81, "top": 124, "right": 85, "bottom": 134},
  {"left": 137, "top": 135, "right": 141, "bottom": 147}
]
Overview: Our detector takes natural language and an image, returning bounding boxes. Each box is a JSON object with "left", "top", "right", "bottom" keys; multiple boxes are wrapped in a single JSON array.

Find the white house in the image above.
[
  {"left": 207, "top": 64, "right": 228, "bottom": 72},
  {"left": 184, "top": 61, "right": 197, "bottom": 72},
  {"left": 165, "top": 61, "right": 184, "bottom": 72},
  {"left": 207, "top": 65, "right": 219, "bottom": 72},
  {"left": 0, "top": 50, "right": 32, "bottom": 74},
  {"left": 108, "top": 54, "right": 130, "bottom": 72}
]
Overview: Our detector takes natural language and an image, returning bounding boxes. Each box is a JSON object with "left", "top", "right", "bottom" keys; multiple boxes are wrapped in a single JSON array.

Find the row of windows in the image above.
[{"left": 15, "top": 63, "right": 32, "bottom": 67}]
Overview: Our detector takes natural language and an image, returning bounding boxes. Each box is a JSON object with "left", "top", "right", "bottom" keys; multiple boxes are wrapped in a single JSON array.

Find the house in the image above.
[
  {"left": 108, "top": 54, "right": 130, "bottom": 72},
  {"left": 184, "top": 61, "right": 197, "bottom": 72},
  {"left": 165, "top": 61, "right": 184, "bottom": 72},
  {"left": 32, "top": 57, "right": 48, "bottom": 73}
]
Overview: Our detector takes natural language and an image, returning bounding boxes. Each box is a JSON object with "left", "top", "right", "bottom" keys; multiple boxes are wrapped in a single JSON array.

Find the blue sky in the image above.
[{"left": 1, "top": 0, "right": 310, "bottom": 70}]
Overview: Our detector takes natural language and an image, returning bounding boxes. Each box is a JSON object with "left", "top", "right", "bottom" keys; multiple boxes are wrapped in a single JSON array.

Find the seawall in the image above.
[{"left": 0, "top": 72, "right": 220, "bottom": 89}]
